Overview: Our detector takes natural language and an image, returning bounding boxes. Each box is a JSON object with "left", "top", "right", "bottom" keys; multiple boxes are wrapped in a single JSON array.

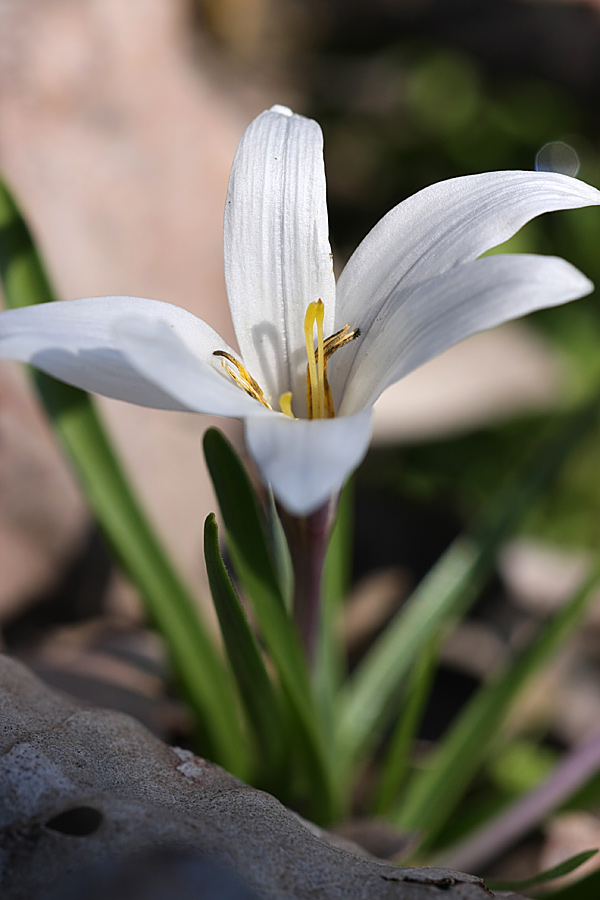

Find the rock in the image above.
[
  {"left": 45, "top": 849, "right": 261, "bottom": 900},
  {"left": 0, "top": 654, "right": 520, "bottom": 899}
]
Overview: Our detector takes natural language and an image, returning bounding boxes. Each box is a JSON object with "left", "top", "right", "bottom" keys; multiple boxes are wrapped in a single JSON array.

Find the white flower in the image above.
[{"left": 1, "top": 105, "right": 599, "bottom": 515}]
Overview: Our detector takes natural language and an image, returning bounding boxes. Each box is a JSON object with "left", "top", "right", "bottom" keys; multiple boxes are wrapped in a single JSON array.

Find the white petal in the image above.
[
  {"left": 224, "top": 106, "right": 335, "bottom": 404},
  {"left": 0, "top": 296, "right": 252, "bottom": 414},
  {"left": 245, "top": 408, "right": 373, "bottom": 515},
  {"left": 339, "top": 254, "right": 593, "bottom": 415},
  {"left": 333, "top": 171, "right": 600, "bottom": 397},
  {"left": 113, "top": 317, "right": 275, "bottom": 417}
]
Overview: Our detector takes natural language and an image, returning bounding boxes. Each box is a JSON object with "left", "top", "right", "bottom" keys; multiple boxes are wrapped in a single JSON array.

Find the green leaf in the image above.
[
  {"left": 268, "top": 490, "right": 294, "bottom": 613},
  {"left": 372, "top": 632, "right": 439, "bottom": 816},
  {"left": 336, "top": 536, "right": 481, "bottom": 775},
  {"left": 337, "top": 394, "right": 600, "bottom": 774},
  {"left": 202, "top": 428, "right": 284, "bottom": 614},
  {"left": 542, "top": 864, "right": 600, "bottom": 900},
  {"left": 203, "top": 427, "right": 339, "bottom": 821},
  {"left": 204, "top": 513, "right": 286, "bottom": 782},
  {"left": 399, "top": 558, "right": 600, "bottom": 851},
  {"left": 316, "top": 479, "right": 353, "bottom": 721},
  {"left": 0, "top": 176, "right": 247, "bottom": 777},
  {"left": 486, "top": 849, "right": 598, "bottom": 893}
]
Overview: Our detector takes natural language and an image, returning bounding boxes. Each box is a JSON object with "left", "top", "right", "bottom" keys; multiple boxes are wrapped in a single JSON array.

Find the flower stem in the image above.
[{"left": 279, "top": 498, "right": 337, "bottom": 667}]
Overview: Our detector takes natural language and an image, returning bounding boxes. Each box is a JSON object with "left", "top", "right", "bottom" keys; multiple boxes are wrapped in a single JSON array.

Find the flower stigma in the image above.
[
  {"left": 213, "top": 304, "right": 359, "bottom": 420},
  {"left": 304, "top": 300, "right": 325, "bottom": 419},
  {"left": 305, "top": 300, "right": 360, "bottom": 420}
]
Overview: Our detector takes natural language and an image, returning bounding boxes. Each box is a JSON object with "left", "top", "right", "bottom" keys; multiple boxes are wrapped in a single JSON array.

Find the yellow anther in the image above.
[
  {"left": 304, "top": 300, "right": 326, "bottom": 419},
  {"left": 279, "top": 391, "right": 295, "bottom": 418},
  {"left": 213, "top": 350, "right": 272, "bottom": 409},
  {"left": 323, "top": 323, "right": 361, "bottom": 359}
]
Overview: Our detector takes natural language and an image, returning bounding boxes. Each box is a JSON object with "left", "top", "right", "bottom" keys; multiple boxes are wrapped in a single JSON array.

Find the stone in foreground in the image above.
[{"left": 0, "top": 655, "right": 520, "bottom": 899}]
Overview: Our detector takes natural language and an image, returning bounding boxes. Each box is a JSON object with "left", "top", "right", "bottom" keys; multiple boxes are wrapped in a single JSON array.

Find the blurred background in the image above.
[{"left": 2, "top": 0, "right": 600, "bottom": 881}]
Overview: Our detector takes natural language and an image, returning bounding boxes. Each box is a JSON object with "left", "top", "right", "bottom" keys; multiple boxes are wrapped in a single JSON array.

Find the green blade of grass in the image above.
[
  {"left": 336, "top": 535, "right": 482, "bottom": 771},
  {"left": 203, "top": 427, "right": 339, "bottom": 821},
  {"left": 316, "top": 479, "right": 353, "bottom": 722},
  {"left": 542, "top": 865, "right": 600, "bottom": 900},
  {"left": 0, "top": 176, "right": 247, "bottom": 777},
  {"left": 486, "top": 849, "right": 598, "bottom": 894},
  {"left": 204, "top": 513, "right": 286, "bottom": 782},
  {"left": 202, "top": 428, "right": 285, "bottom": 618},
  {"left": 372, "top": 632, "right": 440, "bottom": 816},
  {"left": 268, "top": 490, "right": 294, "bottom": 613},
  {"left": 401, "top": 558, "right": 600, "bottom": 854},
  {"left": 337, "top": 394, "right": 600, "bottom": 774}
]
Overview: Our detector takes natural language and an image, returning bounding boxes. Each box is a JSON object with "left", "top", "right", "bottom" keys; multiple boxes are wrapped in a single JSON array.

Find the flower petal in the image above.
[
  {"left": 0, "top": 296, "right": 253, "bottom": 413},
  {"left": 224, "top": 105, "right": 335, "bottom": 404},
  {"left": 339, "top": 254, "right": 594, "bottom": 415},
  {"left": 113, "top": 317, "right": 275, "bottom": 417},
  {"left": 333, "top": 171, "right": 600, "bottom": 398},
  {"left": 245, "top": 408, "right": 373, "bottom": 515}
]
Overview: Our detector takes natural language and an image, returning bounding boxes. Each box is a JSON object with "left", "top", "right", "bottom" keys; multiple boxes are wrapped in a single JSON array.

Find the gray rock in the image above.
[{"left": 0, "top": 654, "right": 519, "bottom": 899}]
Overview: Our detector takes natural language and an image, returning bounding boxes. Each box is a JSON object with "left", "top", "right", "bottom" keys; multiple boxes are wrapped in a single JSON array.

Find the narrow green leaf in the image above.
[
  {"left": 486, "top": 849, "right": 598, "bottom": 893},
  {"left": 0, "top": 176, "right": 247, "bottom": 777},
  {"left": 202, "top": 428, "right": 284, "bottom": 612},
  {"left": 316, "top": 479, "right": 353, "bottom": 720},
  {"left": 372, "top": 632, "right": 439, "bottom": 816},
  {"left": 337, "top": 394, "right": 600, "bottom": 772},
  {"left": 542, "top": 864, "right": 600, "bottom": 900},
  {"left": 0, "top": 181, "right": 54, "bottom": 304},
  {"left": 268, "top": 490, "right": 294, "bottom": 613},
  {"left": 337, "top": 536, "right": 480, "bottom": 771},
  {"left": 204, "top": 513, "right": 286, "bottom": 781},
  {"left": 399, "top": 558, "right": 600, "bottom": 850},
  {"left": 203, "top": 427, "right": 339, "bottom": 821}
]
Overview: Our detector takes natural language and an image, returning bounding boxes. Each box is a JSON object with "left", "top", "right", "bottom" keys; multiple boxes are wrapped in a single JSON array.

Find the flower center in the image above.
[{"left": 213, "top": 301, "right": 359, "bottom": 419}]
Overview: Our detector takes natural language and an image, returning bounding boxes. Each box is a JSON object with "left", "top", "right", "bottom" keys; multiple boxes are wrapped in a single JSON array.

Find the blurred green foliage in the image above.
[{"left": 489, "top": 737, "right": 558, "bottom": 796}]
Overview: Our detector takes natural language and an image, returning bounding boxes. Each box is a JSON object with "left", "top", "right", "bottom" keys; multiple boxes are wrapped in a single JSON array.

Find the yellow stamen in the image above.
[
  {"left": 279, "top": 391, "right": 294, "bottom": 418},
  {"left": 304, "top": 300, "right": 326, "bottom": 419},
  {"left": 213, "top": 350, "right": 272, "bottom": 409},
  {"left": 215, "top": 309, "right": 360, "bottom": 420},
  {"left": 315, "top": 302, "right": 325, "bottom": 420},
  {"left": 305, "top": 317, "right": 361, "bottom": 419}
]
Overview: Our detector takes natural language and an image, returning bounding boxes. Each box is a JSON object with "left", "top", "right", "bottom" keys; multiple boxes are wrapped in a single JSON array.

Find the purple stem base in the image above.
[{"left": 278, "top": 497, "right": 338, "bottom": 667}]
